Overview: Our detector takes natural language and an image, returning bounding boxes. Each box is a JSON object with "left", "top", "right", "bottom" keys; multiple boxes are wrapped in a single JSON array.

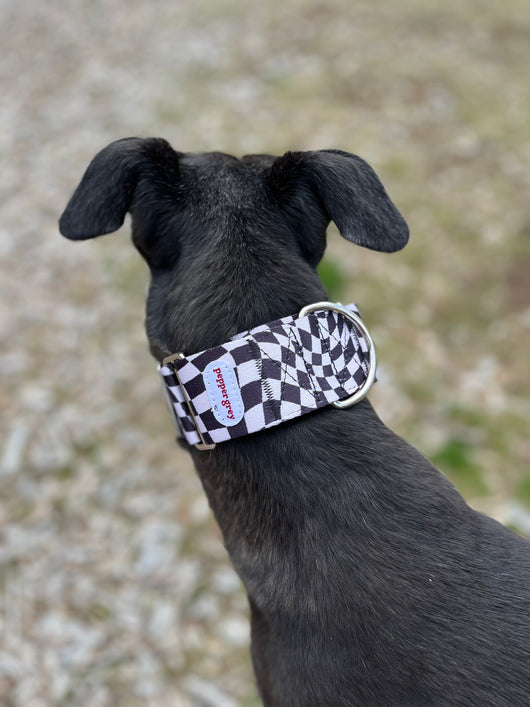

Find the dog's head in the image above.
[{"left": 60, "top": 138, "right": 408, "bottom": 358}]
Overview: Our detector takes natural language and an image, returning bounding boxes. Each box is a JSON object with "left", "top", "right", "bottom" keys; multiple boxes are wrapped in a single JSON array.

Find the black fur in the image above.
[{"left": 60, "top": 138, "right": 530, "bottom": 707}]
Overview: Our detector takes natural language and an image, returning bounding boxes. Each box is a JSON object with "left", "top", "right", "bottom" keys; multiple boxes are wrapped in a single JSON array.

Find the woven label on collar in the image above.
[{"left": 204, "top": 360, "right": 244, "bottom": 426}]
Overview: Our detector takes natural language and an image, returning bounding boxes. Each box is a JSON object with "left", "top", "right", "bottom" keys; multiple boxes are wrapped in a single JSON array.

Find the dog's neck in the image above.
[
  {"left": 147, "top": 238, "right": 329, "bottom": 359},
  {"left": 148, "top": 247, "right": 469, "bottom": 623},
  {"left": 147, "top": 242, "right": 443, "bottom": 582},
  {"left": 189, "top": 398, "right": 446, "bottom": 608}
]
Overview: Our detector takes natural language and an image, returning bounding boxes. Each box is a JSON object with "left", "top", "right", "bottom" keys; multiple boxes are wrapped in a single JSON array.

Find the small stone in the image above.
[
  {"left": 217, "top": 616, "right": 250, "bottom": 647},
  {"left": 183, "top": 675, "right": 239, "bottom": 707}
]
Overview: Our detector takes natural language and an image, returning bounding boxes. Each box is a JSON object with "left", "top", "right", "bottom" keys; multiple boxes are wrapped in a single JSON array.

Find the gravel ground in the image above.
[{"left": 1, "top": 1, "right": 529, "bottom": 705}]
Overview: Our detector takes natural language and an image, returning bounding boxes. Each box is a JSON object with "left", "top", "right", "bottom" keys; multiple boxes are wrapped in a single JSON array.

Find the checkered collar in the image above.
[{"left": 158, "top": 301, "right": 377, "bottom": 450}]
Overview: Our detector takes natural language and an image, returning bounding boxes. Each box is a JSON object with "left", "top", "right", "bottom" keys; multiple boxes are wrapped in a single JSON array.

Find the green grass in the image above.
[
  {"left": 431, "top": 439, "right": 489, "bottom": 497},
  {"left": 317, "top": 258, "right": 347, "bottom": 301}
]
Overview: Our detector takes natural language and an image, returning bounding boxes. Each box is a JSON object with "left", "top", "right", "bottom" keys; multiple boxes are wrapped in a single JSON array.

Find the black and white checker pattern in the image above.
[{"left": 159, "top": 303, "right": 372, "bottom": 446}]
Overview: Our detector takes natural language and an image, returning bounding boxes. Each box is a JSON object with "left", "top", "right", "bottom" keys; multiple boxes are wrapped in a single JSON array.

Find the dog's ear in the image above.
[
  {"left": 59, "top": 137, "right": 178, "bottom": 240},
  {"left": 272, "top": 149, "right": 409, "bottom": 253}
]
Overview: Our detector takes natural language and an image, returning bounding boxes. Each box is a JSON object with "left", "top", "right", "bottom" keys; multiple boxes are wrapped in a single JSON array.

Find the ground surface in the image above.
[{"left": 1, "top": 1, "right": 529, "bottom": 705}]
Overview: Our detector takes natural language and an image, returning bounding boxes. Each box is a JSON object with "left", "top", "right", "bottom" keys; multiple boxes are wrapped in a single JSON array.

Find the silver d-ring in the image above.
[{"left": 298, "top": 301, "right": 377, "bottom": 408}]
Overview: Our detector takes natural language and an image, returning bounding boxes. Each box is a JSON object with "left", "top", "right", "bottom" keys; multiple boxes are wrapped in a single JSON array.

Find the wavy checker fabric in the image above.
[{"left": 159, "top": 304, "right": 371, "bottom": 446}]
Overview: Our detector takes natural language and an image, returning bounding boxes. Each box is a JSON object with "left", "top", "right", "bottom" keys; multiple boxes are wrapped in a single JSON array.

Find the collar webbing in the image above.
[{"left": 158, "top": 301, "right": 376, "bottom": 449}]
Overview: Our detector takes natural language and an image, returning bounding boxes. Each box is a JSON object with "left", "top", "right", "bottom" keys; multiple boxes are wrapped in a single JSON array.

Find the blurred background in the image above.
[{"left": 1, "top": 0, "right": 529, "bottom": 704}]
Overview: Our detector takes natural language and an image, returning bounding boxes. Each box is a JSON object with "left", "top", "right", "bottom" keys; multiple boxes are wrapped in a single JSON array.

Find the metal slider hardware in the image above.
[
  {"left": 161, "top": 352, "right": 216, "bottom": 451},
  {"left": 298, "top": 301, "right": 377, "bottom": 408}
]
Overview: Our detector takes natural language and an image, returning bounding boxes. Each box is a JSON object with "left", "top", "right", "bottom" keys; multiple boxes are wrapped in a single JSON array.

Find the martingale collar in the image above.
[{"left": 158, "top": 301, "right": 376, "bottom": 450}]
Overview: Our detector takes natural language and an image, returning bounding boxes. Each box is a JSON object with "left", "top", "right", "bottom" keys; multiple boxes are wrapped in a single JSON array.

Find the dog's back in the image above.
[{"left": 207, "top": 408, "right": 530, "bottom": 707}]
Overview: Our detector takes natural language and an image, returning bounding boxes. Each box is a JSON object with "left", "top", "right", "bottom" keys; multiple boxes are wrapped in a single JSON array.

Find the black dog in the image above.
[{"left": 60, "top": 138, "right": 530, "bottom": 707}]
